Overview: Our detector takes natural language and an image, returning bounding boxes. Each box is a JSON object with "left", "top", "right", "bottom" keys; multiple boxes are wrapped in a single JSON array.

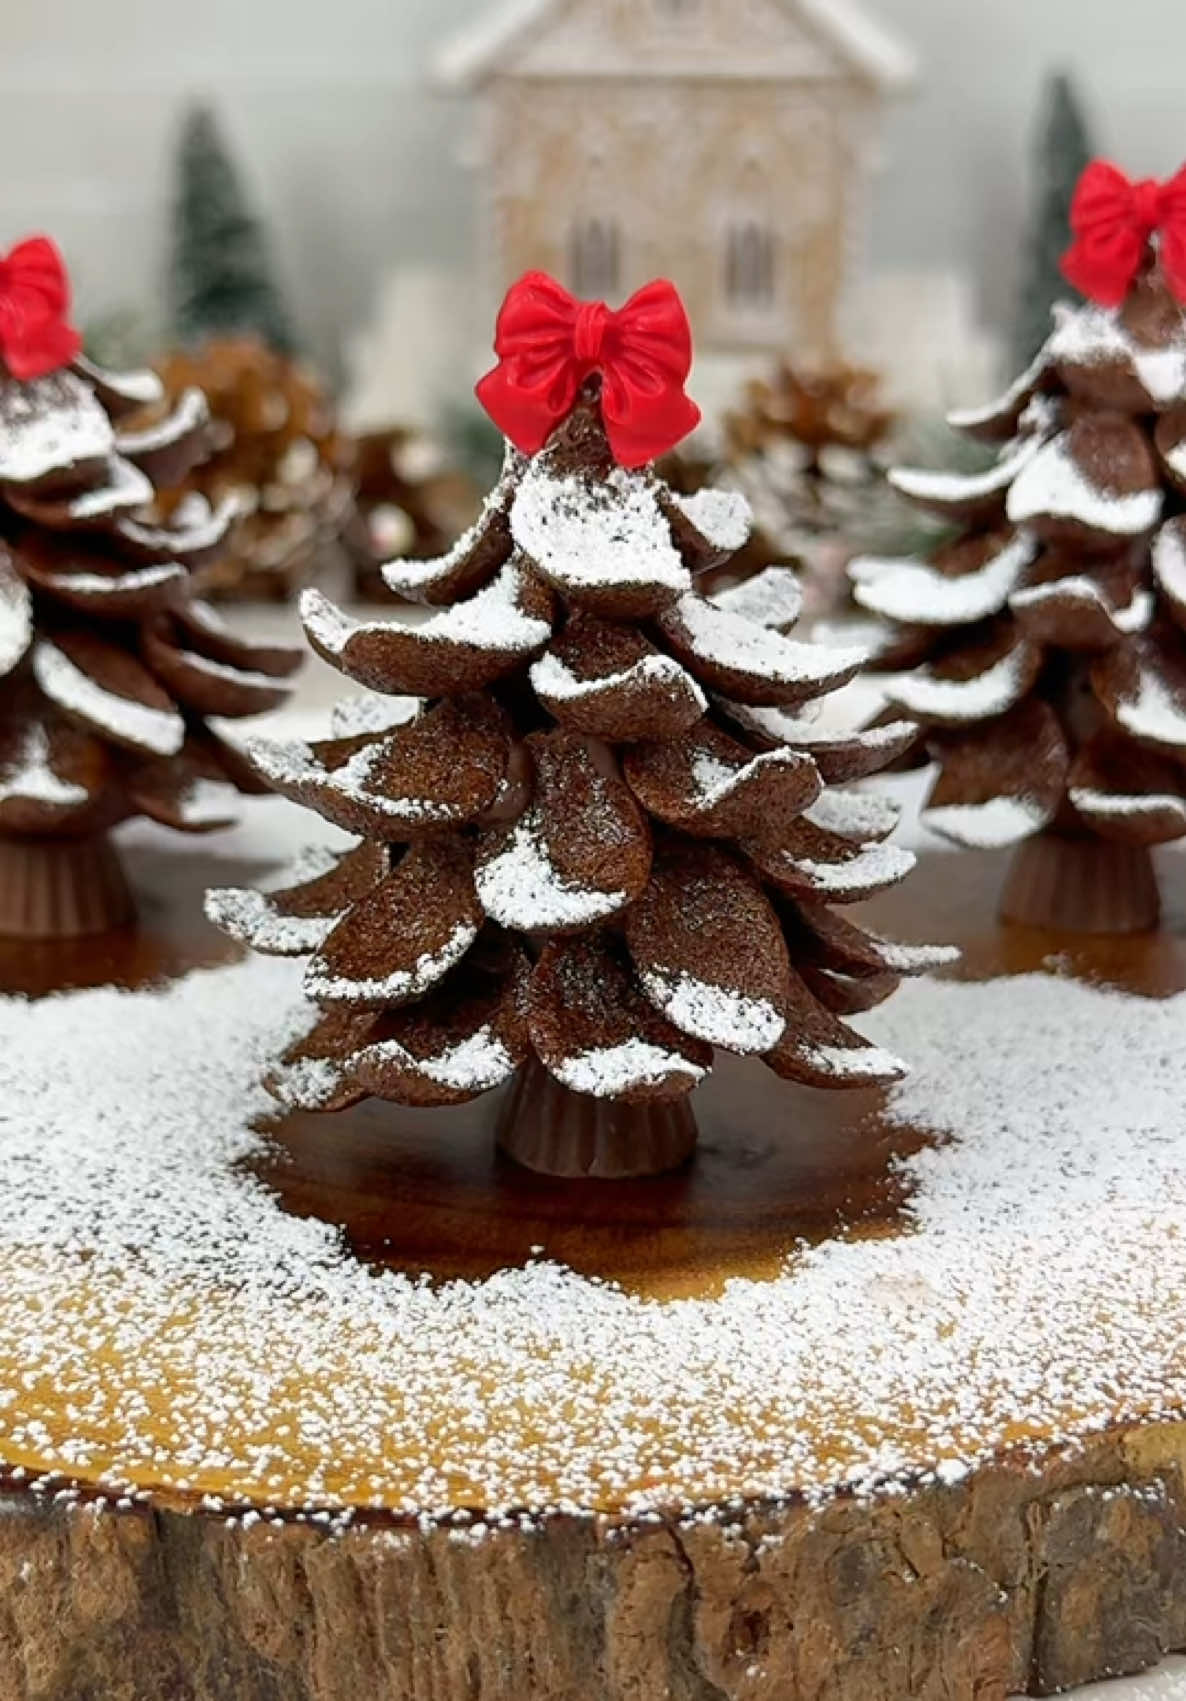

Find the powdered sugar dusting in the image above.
[
  {"left": 1070, "top": 787, "right": 1186, "bottom": 829},
  {"left": 1112, "top": 667, "right": 1186, "bottom": 751},
  {"left": 925, "top": 795, "right": 1048, "bottom": 849},
  {"left": 667, "top": 594, "right": 866, "bottom": 689},
  {"left": 1153, "top": 523, "right": 1186, "bottom": 614},
  {"left": 1008, "top": 433, "right": 1164, "bottom": 537},
  {"left": 888, "top": 647, "right": 1031, "bottom": 721},
  {"left": 477, "top": 813, "right": 627, "bottom": 931},
  {"left": 550, "top": 1040, "right": 707, "bottom": 1098},
  {"left": 710, "top": 565, "right": 803, "bottom": 631},
  {"left": 305, "top": 916, "right": 477, "bottom": 1005},
  {"left": 0, "top": 371, "right": 113, "bottom": 484},
  {"left": 889, "top": 433, "right": 1044, "bottom": 507},
  {"left": 530, "top": 647, "right": 704, "bottom": 709},
  {"left": 670, "top": 487, "right": 752, "bottom": 553},
  {"left": 0, "top": 724, "right": 87, "bottom": 808},
  {"left": 32, "top": 639, "right": 185, "bottom": 756},
  {"left": 512, "top": 464, "right": 690, "bottom": 598},
  {"left": 357, "top": 1028, "right": 516, "bottom": 1095},
  {"left": 0, "top": 565, "right": 32, "bottom": 675},
  {"left": 637, "top": 965, "right": 784, "bottom": 1054},
  {"left": 4, "top": 936, "right": 1186, "bottom": 1514},
  {"left": 304, "top": 562, "right": 551, "bottom": 661},
  {"left": 852, "top": 532, "right": 1035, "bottom": 627}
]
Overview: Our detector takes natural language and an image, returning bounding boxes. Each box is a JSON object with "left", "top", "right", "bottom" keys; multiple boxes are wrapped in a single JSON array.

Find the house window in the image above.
[
  {"left": 725, "top": 223, "right": 776, "bottom": 311},
  {"left": 570, "top": 219, "right": 621, "bottom": 299}
]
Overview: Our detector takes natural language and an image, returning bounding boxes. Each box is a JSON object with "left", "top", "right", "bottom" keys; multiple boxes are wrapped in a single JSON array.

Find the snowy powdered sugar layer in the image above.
[{"left": 2, "top": 944, "right": 1186, "bottom": 1517}]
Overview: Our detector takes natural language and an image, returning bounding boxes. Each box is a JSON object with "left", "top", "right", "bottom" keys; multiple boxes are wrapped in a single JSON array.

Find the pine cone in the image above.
[
  {"left": 0, "top": 353, "right": 300, "bottom": 852},
  {"left": 852, "top": 264, "right": 1186, "bottom": 857},
  {"left": 155, "top": 337, "right": 355, "bottom": 601},
  {"left": 207, "top": 396, "right": 954, "bottom": 1127}
]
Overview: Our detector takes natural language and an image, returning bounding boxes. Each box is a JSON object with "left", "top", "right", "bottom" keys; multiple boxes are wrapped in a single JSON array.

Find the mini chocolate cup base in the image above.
[
  {"left": 497, "top": 1060, "right": 698, "bottom": 1180},
  {"left": 1000, "top": 831, "right": 1160, "bottom": 935},
  {"left": 0, "top": 834, "right": 136, "bottom": 941}
]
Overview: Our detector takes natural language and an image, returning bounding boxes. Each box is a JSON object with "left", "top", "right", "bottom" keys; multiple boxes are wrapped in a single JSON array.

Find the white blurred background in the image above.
[{"left": 4, "top": 0, "right": 1185, "bottom": 372}]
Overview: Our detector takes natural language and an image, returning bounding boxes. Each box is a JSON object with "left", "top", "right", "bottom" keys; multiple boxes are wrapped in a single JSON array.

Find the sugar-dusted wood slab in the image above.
[{"left": 1, "top": 838, "right": 1185, "bottom": 1701}]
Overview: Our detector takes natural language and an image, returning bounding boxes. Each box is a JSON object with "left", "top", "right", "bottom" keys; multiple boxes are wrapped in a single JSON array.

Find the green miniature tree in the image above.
[
  {"left": 1013, "top": 73, "right": 1095, "bottom": 369},
  {"left": 169, "top": 106, "right": 298, "bottom": 355}
]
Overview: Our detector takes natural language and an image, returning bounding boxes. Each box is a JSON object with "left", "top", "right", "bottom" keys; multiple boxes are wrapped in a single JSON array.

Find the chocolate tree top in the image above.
[
  {"left": 208, "top": 396, "right": 956, "bottom": 1114},
  {"left": 851, "top": 265, "right": 1186, "bottom": 852},
  {"left": 0, "top": 352, "right": 300, "bottom": 842}
]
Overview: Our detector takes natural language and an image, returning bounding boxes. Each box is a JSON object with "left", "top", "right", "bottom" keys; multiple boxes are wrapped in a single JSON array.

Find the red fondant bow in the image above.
[
  {"left": 1061, "top": 160, "right": 1186, "bottom": 307},
  {"left": 476, "top": 271, "right": 701, "bottom": 467},
  {"left": 0, "top": 236, "right": 82, "bottom": 382}
]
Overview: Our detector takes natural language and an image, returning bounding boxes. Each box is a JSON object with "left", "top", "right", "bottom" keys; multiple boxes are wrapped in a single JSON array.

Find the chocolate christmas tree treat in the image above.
[
  {"left": 852, "top": 160, "right": 1186, "bottom": 934},
  {"left": 0, "top": 237, "right": 300, "bottom": 939},
  {"left": 208, "top": 272, "right": 954, "bottom": 1178}
]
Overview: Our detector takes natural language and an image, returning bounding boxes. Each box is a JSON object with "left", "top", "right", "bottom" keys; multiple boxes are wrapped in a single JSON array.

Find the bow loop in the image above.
[
  {"left": 476, "top": 271, "right": 701, "bottom": 467},
  {"left": 1061, "top": 159, "right": 1186, "bottom": 308},
  {"left": 0, "top": 236, "right": 82, "bottom": 382}
]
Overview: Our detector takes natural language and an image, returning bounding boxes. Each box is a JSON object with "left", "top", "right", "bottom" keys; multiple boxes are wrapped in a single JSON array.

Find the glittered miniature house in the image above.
[{"left": 436, "top": 0, "right": 916, "bottom": 365}]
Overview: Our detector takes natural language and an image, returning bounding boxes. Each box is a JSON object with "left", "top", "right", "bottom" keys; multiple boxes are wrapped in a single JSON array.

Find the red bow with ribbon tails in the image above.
[
  {"left": 0, "top": 237, "right": 82, "bottom": 382},
  {"left": 1061, "top": 160, "right": 1186, "bottom": 308},
  {"left": 476, "top": 272, "right": 702, "bottom": 468}
]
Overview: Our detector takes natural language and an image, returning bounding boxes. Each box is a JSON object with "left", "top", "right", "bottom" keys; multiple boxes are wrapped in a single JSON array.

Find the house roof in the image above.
[{"left": 435, "top": 0, "right": 918, "bottom": 92}]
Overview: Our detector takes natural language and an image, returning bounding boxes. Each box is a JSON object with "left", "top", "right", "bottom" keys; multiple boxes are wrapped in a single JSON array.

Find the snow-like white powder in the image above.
[
  {"left": 114, "top": 387, "right": 207, "bottom": 458},
  {"left": 72, "top": 355, "right": 163, "bottom": 409},
  {"left": 669, "top": 487, "right": 752, "bottom": 554},
  {"left": 797, "top": 1041, "right": 908, "bottom": 1083},
  {"left": 476, "top": 814, "right": 627, "bottom": 932},
  {"left": 32, "top": 639, "right": 185, "bottom": 756},
  {"left": 637, "top": 966, "right": 785, "bottom": 1054},
  {"left": 5, "top": 881, "right": 1186, "bottom": 1516},
  {"left": 303, "top": 561, "right": 551, "bottom": 662},
  {"left": 356, "top": 1027, "right": 516, "bottom": 1095},
  {"left": 118, "top": 496, "right": 238, "bottom": 557},
  {"left": 0, "top": 724, "right": 87, "bottom": 808},
  {"left": 852, "top": 531, "right": 1036, "bottom": 627},
  {"left": 329, "top": 694, "right": 422, "bottom": 738},
  {"left": 889, "top": 433, "right": 1045, "bottom": 508},
  {"left": 1070, "top": 787, "right": 1186, "bottom": 830},
  {"left": 1153, "top": 522, "right": 1186, "bottom": 615},
  {"left": 1048, "top": 299, "right": 1186, "bottom": 406},
  {"left": 1112, "top": 666, "right": 1186, "bottom": 750},
  {"left": 63, "top": 456, "right": 153, "bottom": 521},
  {"left": 784, "top": 840, "right": 915, "bottom": 896},
  {"left": 1008, "top": 433, "right": 1164, "bottom": 537},
  {"left": 305, "top": 916, "right": 478, "bottom": 1006},
  {"left": 47, "top": 563, "right": 183, "bottom": 601},
  {"left": 380, "top": 465, "right": 513, "bottom": 598},
  {"left": 0, "top": 371, "right": 113, "bottom": 485},
  {"left": 0, "top": 566, "right": 32, "bottom": 675},
  {"left": 204, "top": 885, "right": 338, "bottom": 956},
  {"left": 172, "top": 776, "right": 239, "bottom": 828},
  {"left": 804, "top": 788, "right": 900, "bottom": 842},
  {"left": 245, "top": 735, "right": 462, "bottom": 829},
  {"left": 530, "top": 648, "right": 705, "bottom": 710},
  {"left": 512, "top": 464, "right": 691, "bottom": 599},
  {"left": 665, "top": 594, "right": 866, "bottom": 689},
  {"left": 924, "top": 795, "right": 1048, "bottom": 850},
  {"left": 946, "top": 347, "right": 1050, "bottom": 435},
  {"left": 710, "top": 565, "right": 803, "bottom": 632},
  {"left": 888, "top": 647, "right": 1031, "bottom": 721},
  {"left": 551, "top": 1039, "right": 708, "bottom": 1098},
  {"left": 162, "top": 647, "right": 281, "bottom": 693}
]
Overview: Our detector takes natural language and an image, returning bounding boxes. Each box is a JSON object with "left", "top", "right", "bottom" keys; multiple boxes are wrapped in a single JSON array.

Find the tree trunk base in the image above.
[
  {"left": 497, "top": 1060, "right": 698, "bottom": 1179},
  {"left": 1001, "top": 832, "right": 1160, "bottom": 935},
  {"left": 4, "top": 1423, "right": 1186, "bottom": 1700},
  {"left": 0, "top": 834, "right": 135, "bottom": 941}
]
